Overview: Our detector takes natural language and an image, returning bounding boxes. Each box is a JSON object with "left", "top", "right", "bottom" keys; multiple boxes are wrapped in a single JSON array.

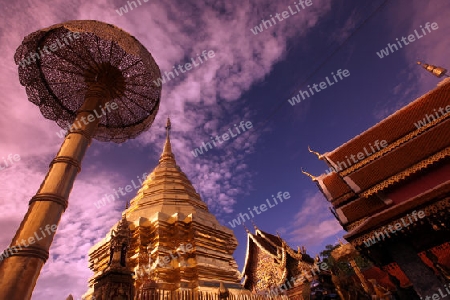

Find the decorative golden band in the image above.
[
  {"left": 360, "top": 147, "right": 450, "bottom": 198},
  {"left": 7, "top": 245, "right": 49, "bottom": 262},
  {"left": 68, "top": 128, "right": 92, "bottom": 140},
  {"left": 50, "top": 156, "right": 82, "bottom": 173},
  {"left": 29, "top": 193, "right": 69, "bottom": 210}
]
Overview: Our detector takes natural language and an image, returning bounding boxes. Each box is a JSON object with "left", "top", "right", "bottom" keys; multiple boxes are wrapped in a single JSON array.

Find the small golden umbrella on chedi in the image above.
[{"left": 0, "top": 20, "right": 161, "bottom": 300}]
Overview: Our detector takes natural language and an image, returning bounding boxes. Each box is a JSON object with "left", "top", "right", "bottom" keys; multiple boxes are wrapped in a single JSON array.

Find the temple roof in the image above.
[
  {"left": 241, "top": 227, "right": 314, "bottom": 288},
  {"left": 325, "top": 78, "right": 450, "bottom": 166},
  {"left": 317, "top": 78, "right": 450, "bottom": 203}
]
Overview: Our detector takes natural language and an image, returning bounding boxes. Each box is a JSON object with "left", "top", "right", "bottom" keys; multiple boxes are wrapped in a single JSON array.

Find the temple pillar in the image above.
[{"left": 387, "top": 240, "right": 442, "bottom": 297}]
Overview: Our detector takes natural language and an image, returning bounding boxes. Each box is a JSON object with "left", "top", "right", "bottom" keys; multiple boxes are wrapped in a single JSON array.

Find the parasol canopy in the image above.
[{"left": 14, "top": 20, "right": 162, "bottom": 143}]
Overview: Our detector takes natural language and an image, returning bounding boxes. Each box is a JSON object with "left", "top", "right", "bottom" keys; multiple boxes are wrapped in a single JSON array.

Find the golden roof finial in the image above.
[
  {"left": 242, "top": 224, "right": 250, "bottom": 233},
  {"left": 308, "top": 146, "right": 324, "bottom": 160},
  {"left": 301, "top": 168, "right": 317, "bottom": 181},
  {"left": 251, "top": 220, "right": 258, "bottom": 231},
  {"left": 125, "top": 201, "right": 129, "bottom": 210},
  {"left": 417, "top": 61, "right": 448, "bottom": 78},
  {"left": 276, "top": 231, "right": 283, "bottom": 244}
]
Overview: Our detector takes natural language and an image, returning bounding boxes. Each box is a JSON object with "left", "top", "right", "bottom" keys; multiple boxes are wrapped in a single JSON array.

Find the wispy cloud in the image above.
[
  {"left": 115, "top": 0, "right": 333, "bottom": 216},
  {"left": 277, "top": 192, "right": 345, "bottom": 251}
]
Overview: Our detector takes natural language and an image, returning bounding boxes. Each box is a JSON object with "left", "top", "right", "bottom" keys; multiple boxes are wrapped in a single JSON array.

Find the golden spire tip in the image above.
[
  {"left": 165, "top": 117, "right": 171, "bottom": 138},
  {"left": 417, "top": 61, "right": 448, "bottom": 78}
]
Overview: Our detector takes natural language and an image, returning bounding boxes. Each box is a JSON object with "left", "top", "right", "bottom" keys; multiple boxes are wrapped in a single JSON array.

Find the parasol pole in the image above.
[
  {"left": 3, "top": 20, "right": 162, "bottom": 299},
  {"left": 0, "top": 84, "right": 109, "bottom": 300}
]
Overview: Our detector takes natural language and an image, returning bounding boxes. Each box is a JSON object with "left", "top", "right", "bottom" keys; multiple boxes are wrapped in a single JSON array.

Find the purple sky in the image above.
[{"left": 0, "top": 0, "right": 449, "bottom": 299}]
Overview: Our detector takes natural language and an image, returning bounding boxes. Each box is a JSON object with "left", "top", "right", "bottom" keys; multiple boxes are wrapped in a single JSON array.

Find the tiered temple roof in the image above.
[
  {"left": 308, "top": 76, "right": 450, "bottom": 297},
  {"left": 312, "top": 78, "right": 450, "bottom": 241},
  {"left": 241, "top": 226, "right": 315, "bottom": 295}
]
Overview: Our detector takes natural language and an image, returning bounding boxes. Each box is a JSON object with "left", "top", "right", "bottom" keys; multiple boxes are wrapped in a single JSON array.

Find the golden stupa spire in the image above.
[
  {"left": 159, "top": 117, "right": 175, "bottom": 164},
  {"left": 417, "top": 61, "right": 448, "bottom": 78},
  {"left": 165, "top": 117, "right": 171, "bottom": 136}
]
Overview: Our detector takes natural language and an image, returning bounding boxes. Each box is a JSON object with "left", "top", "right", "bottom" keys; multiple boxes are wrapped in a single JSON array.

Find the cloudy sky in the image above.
[{"left": 0, "top": 0, "right": 449, "bottom": 298}]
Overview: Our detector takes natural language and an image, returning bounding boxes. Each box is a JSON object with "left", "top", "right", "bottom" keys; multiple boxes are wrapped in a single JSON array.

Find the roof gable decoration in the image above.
[
  {"left": 249, "top": 233, "right": 285, "bottom": 262},
  {"left": 242, "top": 229, "right": 288, "bottom": 287},
  {"left": 242, "top": 226, "right": 321, "bottom": 290}
]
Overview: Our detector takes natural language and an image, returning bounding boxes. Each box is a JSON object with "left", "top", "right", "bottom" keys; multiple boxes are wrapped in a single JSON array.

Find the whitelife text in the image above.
[
  {"left": 228, "top": 191, "right": 290, "bottom": 228},
  {"left": 325, "top": 139, "right": 388, "bottom": 174},
  {"left": 288, "top": 69, "right": 350, "bottom": 107},
  {"left": 376, "top": 22, "right": 439, "bottom": 59},
  {"left": 191, "top": 121, "right": 253, "bottom": 157}
]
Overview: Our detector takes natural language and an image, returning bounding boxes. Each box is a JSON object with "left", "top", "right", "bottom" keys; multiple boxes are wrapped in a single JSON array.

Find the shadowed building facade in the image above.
[{"left": 307, "top": 77, "right": 450, "bottom": 298}]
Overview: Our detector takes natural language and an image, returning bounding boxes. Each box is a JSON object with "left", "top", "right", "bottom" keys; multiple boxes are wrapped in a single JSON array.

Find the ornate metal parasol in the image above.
[
  {"left": 14, "top": 20, "right": 161, "bottom": 142},
  {"left": 0, "top": 20, "right": 161, "bottom": 300}
]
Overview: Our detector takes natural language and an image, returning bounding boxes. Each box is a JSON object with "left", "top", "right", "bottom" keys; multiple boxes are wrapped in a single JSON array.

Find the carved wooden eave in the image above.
[
  {"left": 360, "top": 147, "right": 450, "bottom": 198},
  {"left": 345, "top": 185, "right": 450, "bottom": 248},
  {"left": 241, "top": 231, "right": 285, "bottom": 287}
]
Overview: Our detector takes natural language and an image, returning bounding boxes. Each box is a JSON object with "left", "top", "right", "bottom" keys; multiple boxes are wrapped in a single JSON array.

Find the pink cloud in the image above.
[{"left": 278, "top": 192, "right": 345, "bottom": 248}]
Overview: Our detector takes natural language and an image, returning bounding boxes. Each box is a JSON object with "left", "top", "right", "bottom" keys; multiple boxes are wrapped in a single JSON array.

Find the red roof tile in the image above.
[
  {"left": 348, "top": 119, "right": 450, "bottom": 192},
  {"left": 326, "top": 79, "right": 450, "bottom": 168}
]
